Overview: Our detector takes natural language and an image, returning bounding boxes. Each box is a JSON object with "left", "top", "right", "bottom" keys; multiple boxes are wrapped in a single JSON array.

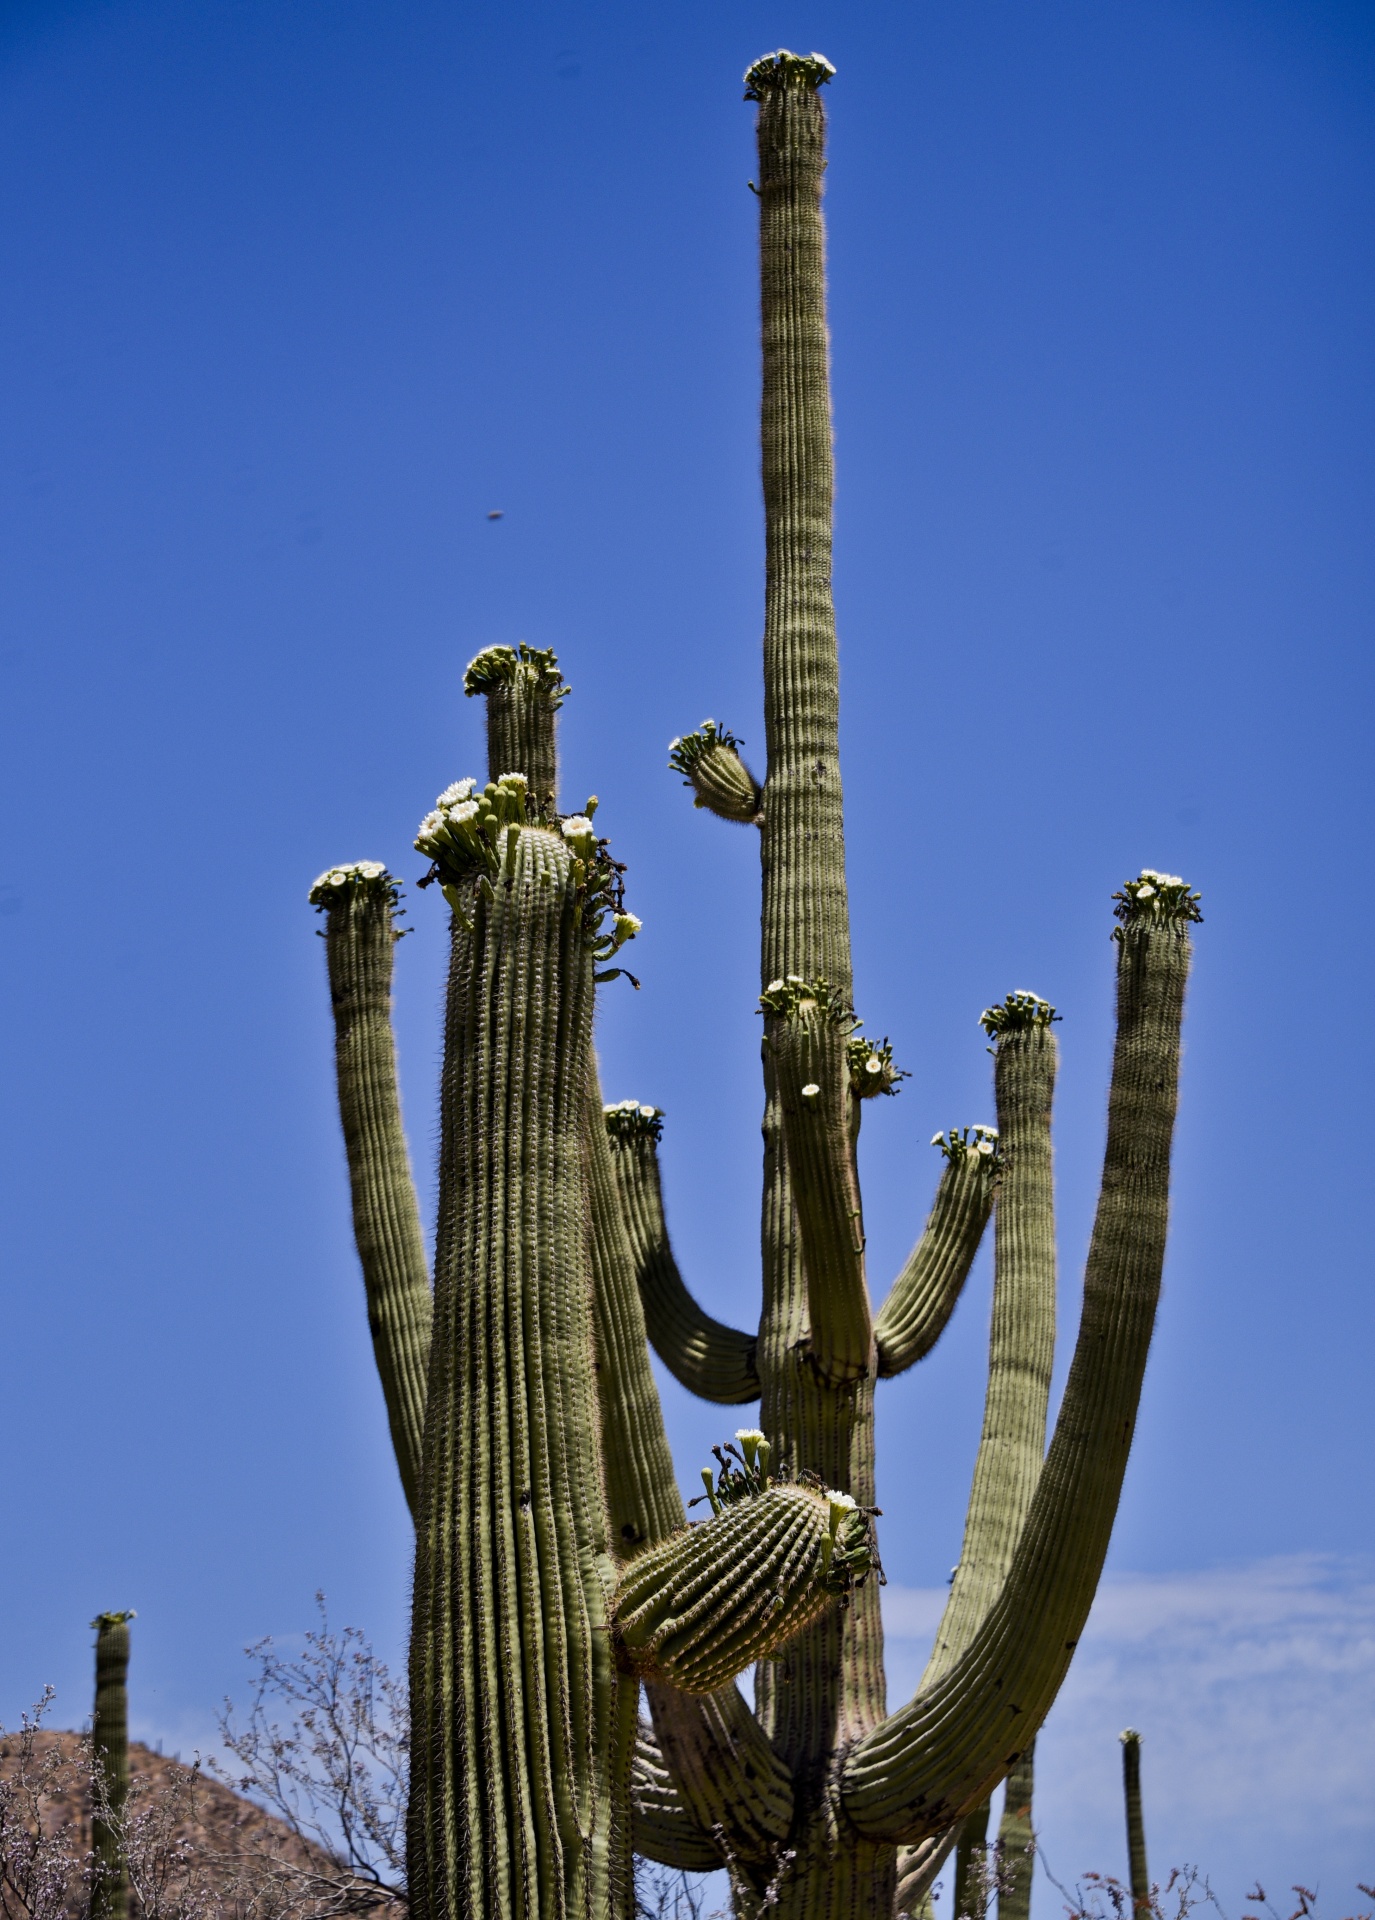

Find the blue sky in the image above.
[{"left": 1, "top": 0, "right": 1371, "bottom": 1899}]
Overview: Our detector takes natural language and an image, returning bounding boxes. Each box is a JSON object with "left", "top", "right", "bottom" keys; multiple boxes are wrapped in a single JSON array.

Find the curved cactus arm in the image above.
[
  {"left": 629, "top": 1721, "right": 725, "bottom": 1873},
  {"left": 644, "top": 1680, "right": 794, "bottom": 1877},
  {"left": 1121, "top": 1729, "right": 1150, "bottom": 1916},
  {"left": 997, "top": 1739, "right": 1036, "bottom": 1920},
  {"left": 670, "top": 722, "right": 764, "bottom": 824},
  {"left": 91, "top": 1610, "right": 135, "bottom": 1920},
  {"left": 840, "top": 883, "right": 1197, "bottom": 1843},
  {"left": 463, "top": 643, "right": 569, "bottom": 813},
  {"left": 587, "top": 1076, "right": 686, "bottom": 1556},
  {"left": 875, "top": 1137, "right": 997, "bottom": 1378},
  {"left": 604, "top": 1104, "right": 760, "bottom": 1405},
  {"left": 407, "top": 793, "right": 630, "bottom": 1920},
  {"left": 310, "top": 863, "right": 432, "bottom": 1516},
  {"left": 760, "top": 976, "right": 872, "bottom": 1384},
  {"left": 921, "top": 996, "right": 1058, "bottom": 1686}
]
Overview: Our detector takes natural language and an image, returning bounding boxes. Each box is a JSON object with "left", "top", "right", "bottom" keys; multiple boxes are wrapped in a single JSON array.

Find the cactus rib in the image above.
[
  {"left": 874, "top": 1136, "right": 997, "bottom": 1377},
  {"left": 311, "top": 863, "right": 431, "bottom": 1515},
  {"left": 841, "top": 908, "right": 1194, "bottom": 1840},
  {"left": 604, "top": 1104, "right": 760, "bottom": 1404}
]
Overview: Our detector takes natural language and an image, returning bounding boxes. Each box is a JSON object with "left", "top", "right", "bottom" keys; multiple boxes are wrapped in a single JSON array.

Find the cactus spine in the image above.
[
  {"left": 315, "top": 50, "right": 1200, "bottom": 1920},
  {"left": 1121, "top": 1730, "right": 1150, "bottom": 1917},
  {"left": 90, "top": 1611, "right": 134, "bottom": 1920}
]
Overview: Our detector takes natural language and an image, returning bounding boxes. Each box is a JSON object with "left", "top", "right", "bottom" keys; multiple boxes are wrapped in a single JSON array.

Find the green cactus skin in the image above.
[
  {"left": 463, "top": 644, "right": 569, "bottom": 813},
  {"left": 1120, "top": 1730, "right": 1150, "bottom": 1917},
  {"left": 669, "top": 722, "right": 764, "bottom": 824},
  {"left": 310, "top": 863, "right": 431, "bottom": 1516},
  {"left": 612, "top": 1484, "right": 871, "bottom": 1694},
  {"left": 629, "top": 1725, "right": 722, "bottom": 1872},
  {"left": 997, "top": 1741, "right": 1036, "bottom": 1920},
  {"left": 875, "top": 1137, "right": 998, "bottom": 1377},
  {"left": 405, "top": 818, "right": 629, "bottom": 1920},
  {"left": 91, "top": 1611, "right": 134, "bottom": 1920},
  {"left": 603, "top": 1104, "right": 760, "bottom": 1404}
]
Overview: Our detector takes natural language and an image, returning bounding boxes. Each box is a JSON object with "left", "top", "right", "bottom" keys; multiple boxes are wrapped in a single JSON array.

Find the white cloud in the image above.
[{"left": 883, "top": 1558, "right": 1375, "bottom": 1907}]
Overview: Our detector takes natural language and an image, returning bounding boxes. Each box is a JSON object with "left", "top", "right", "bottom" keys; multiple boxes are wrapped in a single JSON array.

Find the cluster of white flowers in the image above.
[
  {"left": 603, "top": 1098, "right": 664, "bottom": 1142},
  {"left": 759, "top": 973, "right": 852, "bottom": 1026},
  {"left": 979, "top": 990, "right": 1059, "bottom": 1039},
  {"left": 931, "top": 1124, "right": 1001, "bottom": 1167},
  {"left": 307, "top": 860, "right": 390, "bottom": 907},
  {"left": 560, "top": 814, "right": 597, "bottom": 860},
  {"left": 1114, "top": 868, "right": 1203, "bottom": 928},
  {"left": 415, "top": 773, "right": 530, "bottom": 875},
  {"left": 846, "top": 1032, "right": 906, "bottom": 1100}
]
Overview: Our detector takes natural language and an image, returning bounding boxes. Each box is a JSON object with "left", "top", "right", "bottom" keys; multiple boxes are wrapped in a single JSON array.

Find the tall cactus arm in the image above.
[
  {"left": 997, "top": 1740, "right": 1036, "bottom": 1920},
  {"left": 630, "top": 1722, "right": 723, "bottom": 1873},
  {"left": 463, "top": 643, "right": 569, "bottom": 813},
  {"left": 407, "top": 785, "right": 629, "bottom": 1920},
  {"left": 761, "top": 976, "right": 872, "bottom": 1385},
  {"left": 91, "top": 1611, "right": 135, "bottom": 1920},
  {"left": 840, "top": 879, "right": 1198, "bottom": 1842},
  {"left": 875, "top": 1134, "right": 998, "bottom": 1377},
  {"left": 1121, "top": 1729, "right": 1150, "bottom": 1916},
  {"left": 894, "top": 1833, "right": 957, "bottom": 1918},
  {"left": 921, "top": 996, "right": 1058, "bottom": 1686},
  {"left": 604, "top": 1104, "right": 760, "bottom": 1404},
  {"left": 310, "top": 863, "right": 432, "bottom": 1517},
  {"left": 643, "top": 1680, "right": 794, "bottom": 1878},
  {"left": 587, "top": 1078, "right": 686, "bottom": 1555}
]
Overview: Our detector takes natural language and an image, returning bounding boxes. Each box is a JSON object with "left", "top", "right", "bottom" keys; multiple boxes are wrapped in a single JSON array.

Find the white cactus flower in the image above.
[{"left": 801, "top": 1083, "right": 821, "bottom": 1100}]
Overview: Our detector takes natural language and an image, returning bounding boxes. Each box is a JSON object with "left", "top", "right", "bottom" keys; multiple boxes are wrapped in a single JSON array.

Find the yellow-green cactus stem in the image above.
[
  {"left": 91, "top": 1610, "right": 135, "bottom": 1920},
  {"left": 997, "top": 1740, "right": 1036, "bottom": 1920},
  {"left": 612, "top": 1479, "right": 873, "bottom": 1694},
  {"left": 1121, "top": 1729, "right": 1150, "bottom": 1916},
  {"left": 669, "top": 721, "right": 763, "bottom": 823},
  {"left": 463, "top": 642, "right": 569, "bottom": 812},
  {"left": 310, "top": 862, "right": 431, "bottom": 1516},
  {"left": 406, "top": 803, "right": 630, "bottom": 1920}
]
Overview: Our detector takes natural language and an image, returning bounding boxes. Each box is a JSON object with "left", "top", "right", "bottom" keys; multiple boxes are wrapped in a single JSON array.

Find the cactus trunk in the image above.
[
  {"left": 405, "top": 820, "right": 629, "bottom": 1920},
  {"left": 91, "top": 1611, "right": 133, "bottom": 1920},
  {"left": 996, "top": 1742, "right": 1035, "bottom": 1920}
]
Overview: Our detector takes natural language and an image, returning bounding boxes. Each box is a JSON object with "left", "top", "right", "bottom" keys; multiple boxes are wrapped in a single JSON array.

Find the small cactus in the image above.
[
  {"left": 90, "top": 1611, "right": 135, "bottom": 1920},
  {"left": 1121, "top": 1729, "right": 1151, "bottom": 1917}
]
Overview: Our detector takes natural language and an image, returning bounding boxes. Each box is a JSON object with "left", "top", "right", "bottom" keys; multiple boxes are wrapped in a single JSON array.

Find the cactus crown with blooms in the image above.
[
  {"left": 1113, "top": 868, "right": 1204, "bottom": 931},
  {"left": 308, "top": 860, "right": 397, "bottom": 909},
  {"left": 979, "top": 990, "right": 1060, "bottom": 1038},
  {"left": 463, "top": 642, "right": 570, "bottom": 707}
]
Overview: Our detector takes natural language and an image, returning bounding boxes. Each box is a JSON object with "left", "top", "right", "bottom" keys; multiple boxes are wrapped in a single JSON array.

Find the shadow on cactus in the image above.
[{"left": 310, "top": 44, "right": 1203, "bottom": 1920}]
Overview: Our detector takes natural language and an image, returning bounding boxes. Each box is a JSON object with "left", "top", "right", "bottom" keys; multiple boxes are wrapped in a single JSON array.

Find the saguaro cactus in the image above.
[
  {"left": 90, "top": 1610, "right": 135, "bottom": 1920},
  {"left": 313, "top": 48, "right": 1199, "bottom": 1920},
  {"left": 1121, "top": 1731, "right": 1151, "bottom": 1918}
]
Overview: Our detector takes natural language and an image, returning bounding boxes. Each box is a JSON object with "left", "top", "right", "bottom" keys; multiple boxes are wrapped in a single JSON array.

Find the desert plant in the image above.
[
  {"left": 91, "top": 1616, "right": 135, "bottom": 1920},
  {"left": 313, "top": 48, "right": 1199, "bottom": 1920},
  {"left": 1120, "top": 1734, "right": 1149, "bottom": 1920}
]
